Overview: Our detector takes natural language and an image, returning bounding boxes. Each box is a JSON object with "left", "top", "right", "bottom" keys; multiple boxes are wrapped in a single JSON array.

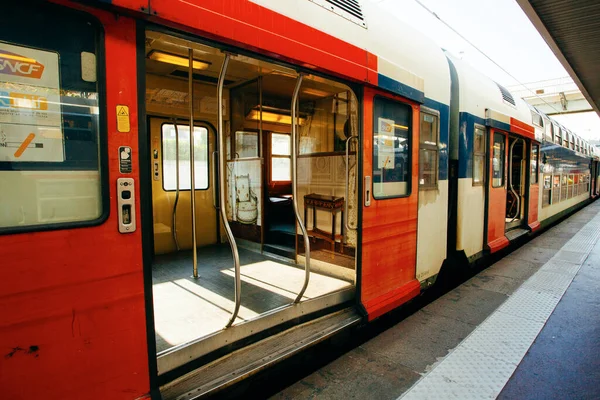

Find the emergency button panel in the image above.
[{"left": 117, "top": 177, "right": 136, "bottom": 233}]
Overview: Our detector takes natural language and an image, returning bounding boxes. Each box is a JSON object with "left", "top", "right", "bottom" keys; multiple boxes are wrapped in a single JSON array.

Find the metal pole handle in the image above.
[
  {"left": 291, "top": 74, "right": 311, "bottom": 304},
  {"left": 172, "top": 120, "right": 181, "bottom": 251},
  {"left": 508, "top": 138, "right": 520, "bottom": 223},
  {"left": 189, "top": 49, "right": 199, "bottom": 279},
  {"left": 345, "top": 136, "right": 359, "bottom": 232},
  {"left": 215, "top": 55, "right": 241, "bottom": 329},
  {"left": 212, "top": 151, "right": 218, "bottom": 210}
]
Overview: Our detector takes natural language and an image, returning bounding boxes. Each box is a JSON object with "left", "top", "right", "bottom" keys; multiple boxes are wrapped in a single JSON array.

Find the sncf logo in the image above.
[
  {"left": 379, "top": 120, "right": 393, "bottom": 133},
  {"left": 0, "top": 51, "right": 45, "bottom": 79}
]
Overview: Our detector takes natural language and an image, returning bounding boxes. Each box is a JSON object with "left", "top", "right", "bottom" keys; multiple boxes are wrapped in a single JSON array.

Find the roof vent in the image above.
[
  {"left": 495, "top": 82, "right": 516, "bottom": 106},
  {"left": 309, "top": 0, "right": 367, "bottom": 27}
]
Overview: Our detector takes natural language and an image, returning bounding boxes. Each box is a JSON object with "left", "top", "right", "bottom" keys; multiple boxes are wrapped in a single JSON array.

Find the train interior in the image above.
[
  {"left": 144, "top": 31, "right": 359, "bottom": 355},
  {"left": 506, "top": 136, "right": 527, "bottom": 231}
]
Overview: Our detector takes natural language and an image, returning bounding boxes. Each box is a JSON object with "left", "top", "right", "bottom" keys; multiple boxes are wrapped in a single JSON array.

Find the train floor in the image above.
[
  {"left": 271, "top": 200, "right": 600, "bottom": 400},
  {"left": 152, "top": 244, "right": 353, "bottom": 353}
]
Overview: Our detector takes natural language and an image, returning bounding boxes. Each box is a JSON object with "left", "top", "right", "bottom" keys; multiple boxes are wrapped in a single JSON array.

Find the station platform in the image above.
[{"left": 271, "top": 200, "right": 600, "bottom": 400}]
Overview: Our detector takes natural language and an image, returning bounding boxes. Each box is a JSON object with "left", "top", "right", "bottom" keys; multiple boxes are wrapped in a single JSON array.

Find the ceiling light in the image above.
[
  {"left": 147, "top": 50, "right": 210, "bottom": 70},
  {"left": 246, "top": 108, "right": 305, "bottom": 126},
  {"left": 302, "top": 88, "right": 330, "bottom": 97}
]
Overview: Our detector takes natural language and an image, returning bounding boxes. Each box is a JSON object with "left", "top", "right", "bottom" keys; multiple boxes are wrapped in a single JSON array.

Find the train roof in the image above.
[{"left": 251, "top": 0, "right": 451, "bottom": 106}]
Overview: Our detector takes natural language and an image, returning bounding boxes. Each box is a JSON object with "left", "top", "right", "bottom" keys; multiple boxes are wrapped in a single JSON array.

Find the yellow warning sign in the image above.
[{"left": 116, "top": 105, "right": 130, "bottom": 132}]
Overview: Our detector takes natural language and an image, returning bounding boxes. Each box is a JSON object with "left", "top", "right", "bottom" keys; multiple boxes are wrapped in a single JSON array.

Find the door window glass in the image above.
[
  {"left": 531, "top": 144, "right": 539, "bottom": 185},
  {"left": 161, "top": 124, "right": 209, "bottom": 190},
  {"left": 473, "top": 125, "right": 486, "bottom": 185},
  {"left": 492, "top": 133, "right": 505, "bottom": 188},
  {"left": 372, "top": 96, "right": 411, "bottom": 198}
]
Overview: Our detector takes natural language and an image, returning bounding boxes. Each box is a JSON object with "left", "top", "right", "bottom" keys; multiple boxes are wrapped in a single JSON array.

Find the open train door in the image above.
[{"left": 360, "top": 87, "right": 420, "bottom": 320}]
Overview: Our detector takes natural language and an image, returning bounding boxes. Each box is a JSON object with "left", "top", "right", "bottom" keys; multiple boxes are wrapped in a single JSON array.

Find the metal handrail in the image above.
[
  {"left": 212, "top": 151, "right": 218, "bottom": 210},
  {"left": 508, "top": 138, "right": 520, "bottom": 223},
  {"left": 215, "top": 54, "right": 240, "bottom": 329},
  {"left": 189, "top": 49, "right": 198, "bottom": 279},
  {"left": 345, "top": 135, "right": 359, "bottom": 232},
  {"left": 291, "top": 74, "right": 311, "bottom": 304},
  {"left": 172, "top": 119, "right": 181, "bottom": 251}
]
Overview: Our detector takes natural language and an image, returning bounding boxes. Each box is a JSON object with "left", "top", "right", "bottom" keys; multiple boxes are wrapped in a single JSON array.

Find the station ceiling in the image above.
[{"left": 517, "top": 0, "right": 600, "bottom": 115}]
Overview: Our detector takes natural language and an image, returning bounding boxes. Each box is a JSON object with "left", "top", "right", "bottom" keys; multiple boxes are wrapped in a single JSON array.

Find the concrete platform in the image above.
[{"left": 271, "top": 200, "right": 600, "bottom": 400}]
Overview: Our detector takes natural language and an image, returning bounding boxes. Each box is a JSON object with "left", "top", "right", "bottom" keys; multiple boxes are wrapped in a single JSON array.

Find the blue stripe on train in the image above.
[
  {"left": 423, "top": 98, "right": 450, "bottom": 181},
  {"left": 378, "top": 74, "right": 425, "bottom": 104}
]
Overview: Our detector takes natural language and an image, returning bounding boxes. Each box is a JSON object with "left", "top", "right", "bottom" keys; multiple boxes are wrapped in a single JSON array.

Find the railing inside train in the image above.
[
  {"left": 172, "top": 119, "right": 181, "bottom": 251},
  {"left": 188, "top": 49, "right": 199, "bottom": 279},
  {"left": 215, "top": 54, "right": 241, "bottom": 329},
  {"left": 345, "top": 136, "right": 359, "bottom": 233},
  {"left": 508, "top": 138, "right": 521, "bottom": 223},
  {"left": 291, "top": 74, "right": 311, "bottom": 304},
  {"left": 212, "top": 151, "right": 218, "bottom": 210}
]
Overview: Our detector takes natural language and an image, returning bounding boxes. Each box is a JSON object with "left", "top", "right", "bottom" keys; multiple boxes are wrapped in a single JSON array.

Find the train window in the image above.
[
  {"left": 492, "top": 133, "right": 505, "bottom": 188},
  {"left": 419, "top": 109, "right": 439, "bottom": 189},
  {"left": 271, "top": 133, "right": 291, "bottom": 182},
  {"left": 372, "top": 96, "right": 411, "bottom": 198},
  {"left": 554, "top": 125, "right": 561, "bottom": 145},
  {"left": 531, "top": 112, "right": 543, "bottom": 128},
  {"left": 161, "top": 124, "right": 209, "bottom": 191},
  {"left": 530, "top": 144, "right": 539, "bottom": 185},
  {"left": 473, "top": 125, "right": 486, "bottom": 185},
  {"left": 0, "top": 4, "right": 107, "bottom": 232},
  {"left": 554, "top": 175, "right": 562, "bottom": 204}
]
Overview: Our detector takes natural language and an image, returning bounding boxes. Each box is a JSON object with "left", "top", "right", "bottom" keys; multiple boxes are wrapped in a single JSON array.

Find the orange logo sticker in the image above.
[{"left": 0, "top": 51, "right": 45, "bottom": 79}]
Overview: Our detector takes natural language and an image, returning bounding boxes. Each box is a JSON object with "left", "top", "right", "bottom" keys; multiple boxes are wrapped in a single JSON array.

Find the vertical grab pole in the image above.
[
  {"left": 291, "top": 75, "right": 310, "bottom": 304},
  {"left": 189, "top": 49, "right": 198, "bottom": 279},
  {"left": 172, "top": 120, "right": 181, "bottom": 251},
  {"left": 216, "top": 55, "right": 241, "bottom": 328},
  {"left": 508, "top": 138, "right": 520, "bottom": 223},
  {"left": 345, "top": 136, "right": 359, "bottom": 233}
]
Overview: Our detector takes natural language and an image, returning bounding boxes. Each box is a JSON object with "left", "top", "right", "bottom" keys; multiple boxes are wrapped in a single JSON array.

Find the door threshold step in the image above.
[
  {"left": 506, "top": 228, "right": 529, "bottom": 241},
  {"left": 160, "top": 307, "right": 362, "bottom": 400}
]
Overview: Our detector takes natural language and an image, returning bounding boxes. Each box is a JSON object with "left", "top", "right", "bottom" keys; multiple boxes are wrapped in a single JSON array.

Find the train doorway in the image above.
[
  {"left": 142, "top": 30, "right": 359, "bottom": 375},
  {"left": 506, "top": 136, "right": 527, "bottom": 230}
]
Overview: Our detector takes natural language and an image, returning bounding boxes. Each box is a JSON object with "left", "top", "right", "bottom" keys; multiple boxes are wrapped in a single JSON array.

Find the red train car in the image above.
[{"left": 0, "top": 1, "right": 597, "bottom": 399}]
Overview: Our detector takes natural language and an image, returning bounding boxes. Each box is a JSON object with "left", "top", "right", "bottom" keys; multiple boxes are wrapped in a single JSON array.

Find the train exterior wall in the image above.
[{"left": 0, "top": 3, "right": 150, "bottom": 399}]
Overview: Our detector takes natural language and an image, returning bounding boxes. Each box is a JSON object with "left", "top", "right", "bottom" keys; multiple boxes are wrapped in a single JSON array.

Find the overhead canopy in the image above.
[{"left": 516, "top": 0, "right": 600, "bottom": 115}]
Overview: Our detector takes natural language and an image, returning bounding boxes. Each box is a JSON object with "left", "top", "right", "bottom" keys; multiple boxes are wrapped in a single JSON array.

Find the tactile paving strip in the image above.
[{"left": 400, "top": 205, "right": 600, "bottom": 400}]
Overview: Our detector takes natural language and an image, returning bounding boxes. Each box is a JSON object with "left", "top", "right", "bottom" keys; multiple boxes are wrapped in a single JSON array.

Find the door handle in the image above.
[{"left": 364, "top": 175, "right": 371, "bottom": 207}]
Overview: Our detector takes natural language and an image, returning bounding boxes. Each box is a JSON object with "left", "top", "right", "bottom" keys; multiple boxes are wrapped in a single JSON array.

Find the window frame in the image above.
[
  {"left": 418, "top": 106, "right": 440, "bottom": 190},
  {"left": 371, "top": 95, "right": 413, "bottom": 199},
  {"left": 160, "top": 122, "right": 211, "bottom": 192},
  {"left": 0, "top": 4, "right": 109, "bottom": 235},
  {"left": 269, "top": 132, "right": 292, "bottom": 184},
  {"left": 472, "top": 123, "right": 486, "bottom": 186}
]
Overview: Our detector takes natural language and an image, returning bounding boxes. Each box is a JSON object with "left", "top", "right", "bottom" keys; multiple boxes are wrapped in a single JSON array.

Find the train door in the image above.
[
  {"left": 506, "top": 136, "right": 527, "bottom": 230},
  {"left": 360, "top": 87, "right": 420, "bottom": 320},
  {"left": 142, "top": 30, "right": 358, "bottom": 377}
]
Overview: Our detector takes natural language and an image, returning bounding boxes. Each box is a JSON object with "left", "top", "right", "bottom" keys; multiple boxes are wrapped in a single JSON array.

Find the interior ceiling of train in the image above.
[
  {"left": 517, "top": 0, "right": 600, "bottom": 115},
  {"left": 145, "top": 31, "right": 347, "bottom": 102}
]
